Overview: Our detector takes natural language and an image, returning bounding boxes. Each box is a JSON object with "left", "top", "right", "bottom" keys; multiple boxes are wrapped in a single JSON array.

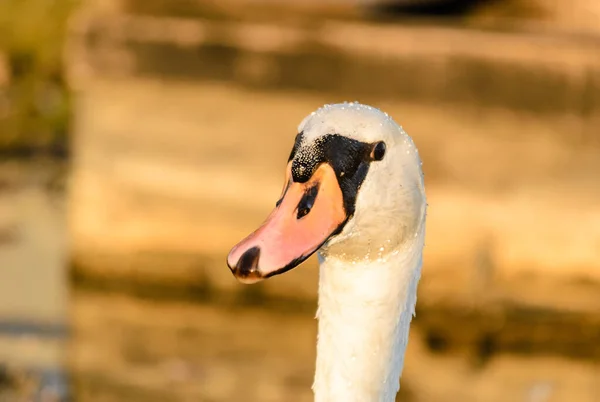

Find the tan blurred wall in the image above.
[
  {"left": 536, "top": 0, "right": 600, "bottom": 32},
  {"left": 67, "top": 0, "right": 600, "bottom": 298}
]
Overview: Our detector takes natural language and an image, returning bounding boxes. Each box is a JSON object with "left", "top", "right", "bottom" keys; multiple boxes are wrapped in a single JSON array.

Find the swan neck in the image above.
[{"left": 313, "top": 238, "right": 423, "bottom": 402}]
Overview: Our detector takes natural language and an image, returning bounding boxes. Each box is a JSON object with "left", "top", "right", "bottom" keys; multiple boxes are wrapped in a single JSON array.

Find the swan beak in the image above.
[{"left": 227, "top": 162, "right": 346, "bottom": 283}]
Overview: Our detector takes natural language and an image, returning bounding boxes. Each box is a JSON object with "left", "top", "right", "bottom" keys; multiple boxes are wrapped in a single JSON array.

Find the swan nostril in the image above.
[
  {"left": 296, "top": 184, "right": 319, "bottom": 220},
  {"left": 297, "top": 207, "right": 311, "bottom": 219}
]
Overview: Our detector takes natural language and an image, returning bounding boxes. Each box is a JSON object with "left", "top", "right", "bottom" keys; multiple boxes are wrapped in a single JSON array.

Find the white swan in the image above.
[{"left": 227, "top": 102, "right": 427, "bottom": 402}]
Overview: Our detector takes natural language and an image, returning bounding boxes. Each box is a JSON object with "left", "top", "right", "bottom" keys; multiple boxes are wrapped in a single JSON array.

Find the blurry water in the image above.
[
  {"left": 0, "top": 160, "right": 69, "bottom": 401},
  {"left": 1, "top": 158, "right": 596, "bottom": 402}
]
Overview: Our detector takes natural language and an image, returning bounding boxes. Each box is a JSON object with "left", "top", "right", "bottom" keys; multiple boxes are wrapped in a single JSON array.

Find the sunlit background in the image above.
[{"left": 0, "top": 0, "right": 599, "bottom": 401}]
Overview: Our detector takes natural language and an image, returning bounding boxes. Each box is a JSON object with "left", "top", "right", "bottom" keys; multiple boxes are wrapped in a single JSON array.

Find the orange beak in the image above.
[{"left": 227, "top": 162, "right": 347, "bottom": 283}]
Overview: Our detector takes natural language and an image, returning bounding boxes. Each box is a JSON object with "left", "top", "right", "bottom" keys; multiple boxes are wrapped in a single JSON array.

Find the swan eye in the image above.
[{"left": 371, "top": 141, "right": 386, "bottom": 161}]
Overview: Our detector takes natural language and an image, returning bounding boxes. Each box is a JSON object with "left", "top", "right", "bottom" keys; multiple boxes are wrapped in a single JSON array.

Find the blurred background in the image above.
[{"left": 1, "top": 0, "right": 599, "bottom": 401}]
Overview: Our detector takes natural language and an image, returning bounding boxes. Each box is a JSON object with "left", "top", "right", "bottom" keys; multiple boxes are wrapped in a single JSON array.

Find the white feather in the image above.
[{"left": 300, "top": 103, "right": 427, "bottom": 402}]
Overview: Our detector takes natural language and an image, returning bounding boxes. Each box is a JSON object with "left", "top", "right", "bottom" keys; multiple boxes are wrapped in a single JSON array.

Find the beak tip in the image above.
[{"left": 227, "top": 246, "right": 264, "bottom": 284}]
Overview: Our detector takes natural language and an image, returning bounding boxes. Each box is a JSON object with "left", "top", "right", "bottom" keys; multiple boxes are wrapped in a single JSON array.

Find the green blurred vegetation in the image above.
[{"left": 0, "top": 0, "right": 76, "bottom": 153}]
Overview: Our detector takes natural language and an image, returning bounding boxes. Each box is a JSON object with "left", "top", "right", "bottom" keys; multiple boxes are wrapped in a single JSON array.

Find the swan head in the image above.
[{"left": 227, "top": 102, "right": 426, "bottom": 283}]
